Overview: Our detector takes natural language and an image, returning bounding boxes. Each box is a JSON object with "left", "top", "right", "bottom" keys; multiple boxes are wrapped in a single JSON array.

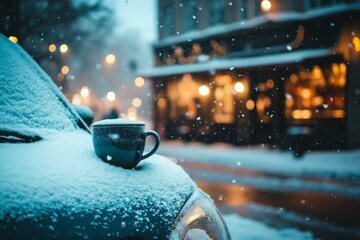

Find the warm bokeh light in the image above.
[
  {"left": 300, "top": 88, "right": 312, "bottom": 99},
  {"left": 312, "top": 65, "right": 323, "bottom": 79},
  {"left": 290, "top": 74, "right": 298, "bottom": 83},
  {"left": 332, "top": 63, "right": 340, "bottom": 76},
  {"left": 302, "top": 110, "right": 312, "bottom": 119},
  {"left": 261, "top": 0, "right": 271, "bottom": 12},
  {"left": 72, "top": 93, "right": 82, "bottom": 105},
  {"left": 61, "top": 66, "right": 70, "bottom": 75},
  {"left": 60, "top": 44, "right": 68, "bottom": 53},
  {"left": 157, "top": 98, "right": 167, "bottom": 108},
  {"left": 312, "top": 96, "right": 324, "bottom": 106},
  {"left": 199, "top": 85, "right": 210, "bottom": 96},
  {"left": 49, "top": 44, "right": 56, "bottom": 52},
  {"left": 8, "top": 36, "right": 18, "bottom": 43},
  {"left": 132, "top": 98, "right": 142, "bottom": 108},
  {"left": 292, "top": 110, "right": 312, "bottom": 119},
  {"left": 127, "top": 107, "right": 137, "bottom": 121},
  {"left": 105, "top": 54, "right": 116, "bottom": 64},
  {"left": 80, "top": 86, "right": 90, "bottom": 97},
  {"left": 352, "top": 36, "right": 360, "bottom": 53},
  {"left": 134, "top": 77, "right": 145, "bottom": 87},
  {"left": 266, "top": 79, "right": 274, "bottom": 89},
  {"left": 57, "top": 73, "right": 64, "bottom": 82},
  {"left": 107, "top": 91, "right": 116, "bottom": 102},
  {"left": 332, "top": 110, "right": 345, "bottom": 118},
  {"left": 340, "top": 63, "right": 346, "bottom": 74},
  {"left": 246, "top": 99, "right": 255, "bottom": 110},
  {"left": 234, "top": 82, "right": 245, "bottom": 93}
]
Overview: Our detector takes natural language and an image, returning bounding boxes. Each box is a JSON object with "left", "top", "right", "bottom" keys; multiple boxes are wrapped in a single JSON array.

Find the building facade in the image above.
[{"left": 143, "top": 0, "right": 360, "bottom": 150}]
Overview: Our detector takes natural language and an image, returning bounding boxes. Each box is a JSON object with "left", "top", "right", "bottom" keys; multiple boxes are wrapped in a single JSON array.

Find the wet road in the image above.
[{"left": 167, "top": 157, "right": 360, "bottom": 239}]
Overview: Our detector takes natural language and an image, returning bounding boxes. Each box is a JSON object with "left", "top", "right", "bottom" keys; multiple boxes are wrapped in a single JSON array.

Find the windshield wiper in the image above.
[{"left": 0, "top": 130, "right": 42, "bottom": 143}]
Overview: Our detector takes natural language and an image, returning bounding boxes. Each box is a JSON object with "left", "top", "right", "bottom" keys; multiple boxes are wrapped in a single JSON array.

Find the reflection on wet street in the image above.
[
  {"left": 181, "top": 165, "right": 360, "bottom": 239},
  {"left": 197, "top": 181, "right": 360, "bottom": 226}
]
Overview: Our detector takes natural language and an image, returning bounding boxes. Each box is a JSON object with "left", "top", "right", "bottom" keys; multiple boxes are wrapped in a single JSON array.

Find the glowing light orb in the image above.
[
  {"left": 234, "top": 82, "right": 245, "bottom": 93},
  {"left": 134, "top": 77, "right": 145, "bottom": 87},
  {"left": 107, "top": 91, "right": 116, "bottom": 102},
  {"left": 80, "top": 86, "right": 90, "bottom": 97},
  {"left": 60, "top": 44, "right": 68, "bottom": 53},
  {"left": 261, "top": 0, "right": 272, "bottom": 12},
  {"left": 199, "top": 85, "right": 210, "bottom": 96},
  {"left": 105, "top": 54, "right": 116, "bottom": 64}
]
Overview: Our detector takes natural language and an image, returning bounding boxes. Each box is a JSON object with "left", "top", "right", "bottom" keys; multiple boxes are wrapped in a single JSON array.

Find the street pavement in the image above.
[
  {"left": 156, "top": 140, "right": 360, "bottom": 239},
  {"left": 157, "top": 140, "right": 360, "bottom": 197}
]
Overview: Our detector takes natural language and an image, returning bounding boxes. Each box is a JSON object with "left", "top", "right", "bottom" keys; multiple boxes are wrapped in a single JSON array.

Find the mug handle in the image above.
[{"left": 140, "top": 130, "right": 160, "bottom": 160}]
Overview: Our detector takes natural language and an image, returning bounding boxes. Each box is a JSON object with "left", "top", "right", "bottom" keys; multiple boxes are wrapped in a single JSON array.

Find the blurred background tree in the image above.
[
  {"left": 1, "top": 0, "right": 115, "bottom": 94},
  {"left": 1, "top": 0, "right": 154, "bottom": 122}
]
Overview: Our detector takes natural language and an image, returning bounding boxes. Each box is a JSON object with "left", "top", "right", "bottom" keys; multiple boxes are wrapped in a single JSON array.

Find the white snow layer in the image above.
[
  {"left": 141, "top": 49, "right": 332, "bottom": 77},
  {"left": 0, "top": 34, "right": 77, "bottom": 137},
  {"left": 0, "top": 130, "right": 195, "bottom": 226},
  {"left": 93, "top": 118, "right": 145, "bottom": 126},
  {"left": 223, "top": 214, "right": 314, "bottom": 240},
  {"left": 159, "top": 142, "right": 360, "bottom": 180}
]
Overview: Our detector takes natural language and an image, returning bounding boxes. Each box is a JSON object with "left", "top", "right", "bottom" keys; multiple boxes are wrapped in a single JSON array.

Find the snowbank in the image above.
[
  {"left": 223, "top": 214, "right": 314, "bottom": 240},
  {"left": 159, "top": 141, "right": 360, "bottom": 180}
]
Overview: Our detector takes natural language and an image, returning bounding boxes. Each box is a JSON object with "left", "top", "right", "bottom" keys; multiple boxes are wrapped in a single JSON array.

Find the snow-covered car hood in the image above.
[{"left": 0, "top": 130, "right": 196, "bottom": 239}]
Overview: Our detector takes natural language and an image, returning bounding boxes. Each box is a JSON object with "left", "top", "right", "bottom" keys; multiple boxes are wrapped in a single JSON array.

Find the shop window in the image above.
[
  {"left": 255, "top": 79, "right": 274, "bottom": 124},
  {"left": 285, "top": 63, "right": 346, "bottom": 121},
  {"left": 166, "top": 74, "right": 208, "bottom": 121},
  {"left": 213, "top": 75, "right": 234, "bottom": 123}
]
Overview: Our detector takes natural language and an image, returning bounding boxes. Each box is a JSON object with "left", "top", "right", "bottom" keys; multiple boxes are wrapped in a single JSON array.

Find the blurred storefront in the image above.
[{"left": 142, "top": 0, "right": 360, "bottom": 150}]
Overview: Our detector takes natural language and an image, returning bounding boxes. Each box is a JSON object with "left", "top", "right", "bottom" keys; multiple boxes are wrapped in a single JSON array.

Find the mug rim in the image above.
[{"left": 93, "top": 119, "right": 145, "bottom": 127}]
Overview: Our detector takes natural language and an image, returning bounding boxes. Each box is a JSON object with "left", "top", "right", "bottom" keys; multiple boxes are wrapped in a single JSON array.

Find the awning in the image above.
[{"left": 140, "top": 48, "right": 334, "bottom": 78}]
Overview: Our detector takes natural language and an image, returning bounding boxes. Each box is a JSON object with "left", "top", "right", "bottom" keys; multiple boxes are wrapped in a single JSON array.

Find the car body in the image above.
[{"left": 0, "top": 34, "right": 230, "bottom": 239}]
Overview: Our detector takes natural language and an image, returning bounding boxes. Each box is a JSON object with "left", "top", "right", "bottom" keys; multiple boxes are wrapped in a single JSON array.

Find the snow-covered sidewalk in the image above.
[
  {"left": 158, "top": 140, "right": 360, "bottom": 180},
  {"left": 223, "top": 214, "right": 314, "bottom": 240}
]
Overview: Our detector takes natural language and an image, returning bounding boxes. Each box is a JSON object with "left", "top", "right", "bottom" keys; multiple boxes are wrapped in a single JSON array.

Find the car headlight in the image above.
[{"left": 169, "top": 189, "right": 231, "bottom": 240}]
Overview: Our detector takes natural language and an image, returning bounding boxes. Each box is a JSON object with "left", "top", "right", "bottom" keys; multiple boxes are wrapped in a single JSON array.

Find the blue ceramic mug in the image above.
[{"left": 92, "top": 119, "right": 160, "bottom": 169}]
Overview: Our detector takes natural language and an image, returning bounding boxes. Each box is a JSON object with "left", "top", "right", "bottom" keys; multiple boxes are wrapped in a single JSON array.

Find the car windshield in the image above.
[{"left": 0, "top": 35, "right": 78, "bottom": 139}]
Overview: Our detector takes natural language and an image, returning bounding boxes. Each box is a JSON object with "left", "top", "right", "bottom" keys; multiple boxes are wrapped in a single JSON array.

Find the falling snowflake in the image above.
[{"left": 109, "top": 133, "right": 120, "bottom": 140}]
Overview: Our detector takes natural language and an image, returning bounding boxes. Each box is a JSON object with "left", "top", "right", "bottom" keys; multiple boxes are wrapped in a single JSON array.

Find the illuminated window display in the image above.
[{"left": 285, "top": 63, "right": 346, "bottom": 122}]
